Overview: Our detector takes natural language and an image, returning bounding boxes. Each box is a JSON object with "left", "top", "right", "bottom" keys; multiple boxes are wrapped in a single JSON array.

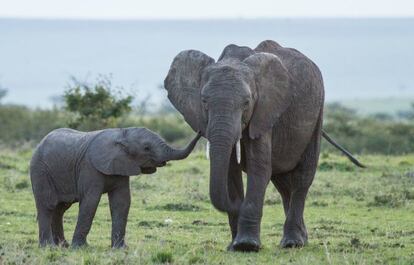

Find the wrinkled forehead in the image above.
[
  {"left": 126, "top": 127, "right": 156, "bottom": 139},
  {"left": 201, "top": 61, "right": 254, "bottom": 95},
  {"left": 204, "top": 60, "right": 252, "bottom": 81}
]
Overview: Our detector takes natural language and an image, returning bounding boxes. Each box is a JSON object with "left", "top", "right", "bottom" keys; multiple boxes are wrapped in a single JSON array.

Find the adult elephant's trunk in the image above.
[
  {"left": 160, "top": 133, "right": 201, "bottom": 161},
  {"left": 208, "top": 125, "right": 241, "bottom": 215}
]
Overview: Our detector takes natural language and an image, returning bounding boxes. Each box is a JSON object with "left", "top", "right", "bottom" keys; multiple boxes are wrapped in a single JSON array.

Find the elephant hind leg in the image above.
[
  {"left": 271, "top": 174, "right": 292, "bottom": 217},
  {"left": 52, "top": 202, "right": 71, "bottom": 247},
  {"left": 280, "top": 119, "right": 321, "bottom": 249}
]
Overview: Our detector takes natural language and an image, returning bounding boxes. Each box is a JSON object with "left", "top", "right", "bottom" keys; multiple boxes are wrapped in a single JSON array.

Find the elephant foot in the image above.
[
  {"left": 232, "top": 236, "right": 261, "bottom": 252},
  {"left": 71, "top": 240, "right": 88, "bottom": 248},
  {"left": 112, "top": 242, "right": 128, "bottom": 249},
  {"left": 58, "top": 240, "right": 69, "bottom": 248},
  {"left": 280, "top": 233, "right": 307, "bottom": 248},
  {"left": 39, "top": 240, "right": 56, "bottom": 248},
  {"left": 226, "top": 241, "right": 235, "bottom": 252}
]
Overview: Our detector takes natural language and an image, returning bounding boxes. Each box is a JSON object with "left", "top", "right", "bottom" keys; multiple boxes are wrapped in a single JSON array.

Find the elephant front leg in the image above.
[
  {"left": 72, "top": 191, "right": 102, "bottom": 248},
  {"left": 108, "top": 178, "right": 131, "bottom": 248},
  {"left": 232, "top": 133, "right": 272, "bottom": 252},
  {"left": 226, "top": 149, "right": 244, "bottom": 251}
]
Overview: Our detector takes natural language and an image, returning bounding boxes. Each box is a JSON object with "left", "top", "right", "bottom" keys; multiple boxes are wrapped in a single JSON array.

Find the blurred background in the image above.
[{"left": 0, "top": 0, "right": 413, "bottom": 154}]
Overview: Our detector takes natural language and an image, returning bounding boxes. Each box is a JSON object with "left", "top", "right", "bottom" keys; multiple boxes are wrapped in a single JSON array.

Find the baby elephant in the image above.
[{"left": 30, "top": 127, "right": 201, "bottom": 248}]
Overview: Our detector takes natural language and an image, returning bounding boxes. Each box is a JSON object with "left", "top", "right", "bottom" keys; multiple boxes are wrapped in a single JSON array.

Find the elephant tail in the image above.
[{"left": 322, "top": 130, "right": 366, "bottom": 168}]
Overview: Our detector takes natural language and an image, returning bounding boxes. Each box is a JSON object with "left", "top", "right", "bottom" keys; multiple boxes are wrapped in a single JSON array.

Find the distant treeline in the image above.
[
  {"left": 322, "top": 103, "right": 414, "bottom": 154},
  {"left": 0, "top": 78, "right": 413, "bottom": 154},
  {"left": 1, "top": 102, "right": 413, "bottom": 155}
]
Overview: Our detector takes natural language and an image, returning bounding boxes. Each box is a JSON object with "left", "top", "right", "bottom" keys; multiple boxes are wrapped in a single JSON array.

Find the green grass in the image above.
[{"left": 0, "top": 149, "right": 413, "bottom": 264}]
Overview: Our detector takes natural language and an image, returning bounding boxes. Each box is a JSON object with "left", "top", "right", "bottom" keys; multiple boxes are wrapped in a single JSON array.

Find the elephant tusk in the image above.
[
  {"left": 236, "top": 140, "right": 241, "bottom": 164},
  {"left": 206, "top": 141, "right": 210, "bottom": 160}
]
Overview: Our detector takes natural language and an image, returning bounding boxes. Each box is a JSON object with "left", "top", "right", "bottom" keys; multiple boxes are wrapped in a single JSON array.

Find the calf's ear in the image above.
[{"left": 89, "top": 129, "right": 141, "bottom": 176}]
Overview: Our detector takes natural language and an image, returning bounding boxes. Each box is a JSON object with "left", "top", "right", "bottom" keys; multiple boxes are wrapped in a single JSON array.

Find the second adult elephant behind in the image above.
[{"left": 164, "top": 40, "right": 364, "bottom": 252}]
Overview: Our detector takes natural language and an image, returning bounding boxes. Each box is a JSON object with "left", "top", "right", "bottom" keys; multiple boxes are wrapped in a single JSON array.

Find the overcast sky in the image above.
[{"left": 1, "top": 0, "right": 414, "bottom": 19}]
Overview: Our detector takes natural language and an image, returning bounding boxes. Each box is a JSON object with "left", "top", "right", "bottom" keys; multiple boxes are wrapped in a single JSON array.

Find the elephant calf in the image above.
[{"left": 30, "top": 127, "right": 200, "bottom": 248}]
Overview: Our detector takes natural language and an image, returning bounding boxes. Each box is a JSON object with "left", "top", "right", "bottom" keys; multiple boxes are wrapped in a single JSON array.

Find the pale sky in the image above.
[{"left": 1, "top": 0, "right": 413, "bottom": 19}]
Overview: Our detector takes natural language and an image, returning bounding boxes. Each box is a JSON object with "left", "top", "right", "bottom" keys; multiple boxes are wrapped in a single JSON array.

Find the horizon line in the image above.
[{"left": 1, "top": 15, "right": 414, "bottom": 22}]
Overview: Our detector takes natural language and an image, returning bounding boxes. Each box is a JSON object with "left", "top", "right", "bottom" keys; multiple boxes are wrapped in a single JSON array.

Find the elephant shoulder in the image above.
[
  {"left": 255, "top": 40, "right": 318, "bottom": 70},
  {"left": 261, "top": 45, "right": 323, "bottom": 88}
]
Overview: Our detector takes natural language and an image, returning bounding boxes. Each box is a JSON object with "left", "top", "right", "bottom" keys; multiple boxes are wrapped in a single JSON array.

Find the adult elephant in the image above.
[{"left": 164, "top": 40, "right": 363, "bottom": 252}]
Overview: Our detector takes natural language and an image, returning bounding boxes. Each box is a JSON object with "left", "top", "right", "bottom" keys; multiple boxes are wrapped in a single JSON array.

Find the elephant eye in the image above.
[
  {"left": 201, "top": 98, "right": 208, "bottom": 109},
  {"left": 143, "top": 145, "right": 151, "bottom": 152},
  {"left": 243, "top": 99, "right": 250, "bottom": 108}
]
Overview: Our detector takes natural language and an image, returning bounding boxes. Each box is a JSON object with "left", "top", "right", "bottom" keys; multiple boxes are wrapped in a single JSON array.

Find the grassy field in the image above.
[{"left": 0, "top": 149, "right": 413, "bottom": 264}]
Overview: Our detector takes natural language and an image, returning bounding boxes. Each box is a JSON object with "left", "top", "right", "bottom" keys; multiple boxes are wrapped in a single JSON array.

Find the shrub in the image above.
[
  {"left": 63, "top": 76, "right": 133, "bottom": 130},
  {"left": 0, "top": 87, "right": 7, "bottom": 102}
]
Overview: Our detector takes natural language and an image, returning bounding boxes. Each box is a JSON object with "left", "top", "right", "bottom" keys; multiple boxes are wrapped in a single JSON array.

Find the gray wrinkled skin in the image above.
[
  {"left": 165, "top": 40, "right": 354, "bottom": 252},
  {"left": 30, "top": 127, "right": 200, "bottom": 248}
]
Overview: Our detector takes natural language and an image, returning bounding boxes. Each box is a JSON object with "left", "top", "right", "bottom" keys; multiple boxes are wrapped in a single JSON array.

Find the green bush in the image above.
[{"left": 63, "top": 76, "right": 133, "bottom": 130}]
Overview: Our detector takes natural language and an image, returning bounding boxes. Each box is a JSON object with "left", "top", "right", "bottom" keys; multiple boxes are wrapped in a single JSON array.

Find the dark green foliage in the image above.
[
  {"left": 318, "top": 161, "right": 354, "bottom": 172},
  {"left": 15, "top": 180, "right": 29, "bottom": 190},
  {"left": 188, "top": 256, "right": 203, "bottom": 264},
  {"left": 151, "top": 251, "right": 173, "bottom": 264},
  {"left": 63, "top": 76, "right": 133, "bottom": 130},
  {"left": 323, "top": 103, "right": 414, "bottom": 154},
  {"left": 151, "top": 203, "right": 202, "bottom": 212},
  {"left": 137, "top": 221, "right": 166, "bottom": 228},
  {"left": 397, "top": 103, "right": 414, "bottom": 120},
  {"left": 0, "top": 105, "right": 65, "bottom": 145},
  {"left": 0, "top": 87, "right": 7, "bottom": 102}
]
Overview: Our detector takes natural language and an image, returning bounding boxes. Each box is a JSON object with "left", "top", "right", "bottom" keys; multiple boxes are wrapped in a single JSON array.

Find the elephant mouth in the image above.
[
  {"left": 140, "top": 167, "right": 157, "bottom": 174},
  {"left": 156, "top": 161, "right": 167, "bottom": 167},
  {"left": 140, "top": 161, "right": 166, "bottom": 174}
]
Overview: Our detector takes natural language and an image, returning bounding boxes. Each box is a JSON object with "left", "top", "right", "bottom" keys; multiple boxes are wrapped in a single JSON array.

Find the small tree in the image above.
[
  {"left": 0, "top": 87, "right": 7, "bottom": 103},
  {"left": 63, "top": 76, "right": 133, "bottom": 130},
  {"left": 397, "top": 103, "right": 414, "bottom": 120}
]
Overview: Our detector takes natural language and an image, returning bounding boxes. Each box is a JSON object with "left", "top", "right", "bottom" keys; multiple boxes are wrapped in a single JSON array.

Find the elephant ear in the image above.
[
  {"left": 243, "top": 52, "right": 293, "bottom": 139},
  {"left": 89, "top": 129, "right": 141, "bottom": 176},
  {"left": 164, "top": 50, "right": 215, "bottom": 132}
]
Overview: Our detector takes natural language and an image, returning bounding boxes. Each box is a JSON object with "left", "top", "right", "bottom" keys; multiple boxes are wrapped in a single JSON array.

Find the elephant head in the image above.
[
  {"left": 164, "top": 41, "right": 293, "bottom": 214},
  {"left": 89, "top": 128, "right": 201, "bottom": 176}
]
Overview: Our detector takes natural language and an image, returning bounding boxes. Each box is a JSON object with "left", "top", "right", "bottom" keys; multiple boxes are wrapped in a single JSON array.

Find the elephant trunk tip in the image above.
[
  {"left": 161, "top": 132, "right": 202, "bottom": 161},
  {"left": 209, "top": 164, "right": 242, "bottom": 216},
  {"left": 209, "top": 190, "right": 240, "bottom": 215}
]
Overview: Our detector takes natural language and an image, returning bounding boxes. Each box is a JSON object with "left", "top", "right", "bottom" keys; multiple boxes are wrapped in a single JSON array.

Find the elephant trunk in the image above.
[
  {"left": 208, "top": 124, "right": 241, "bottom": 215},
  {"left": 160, "top": 132, "right": 201, "bottom": 161}
]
